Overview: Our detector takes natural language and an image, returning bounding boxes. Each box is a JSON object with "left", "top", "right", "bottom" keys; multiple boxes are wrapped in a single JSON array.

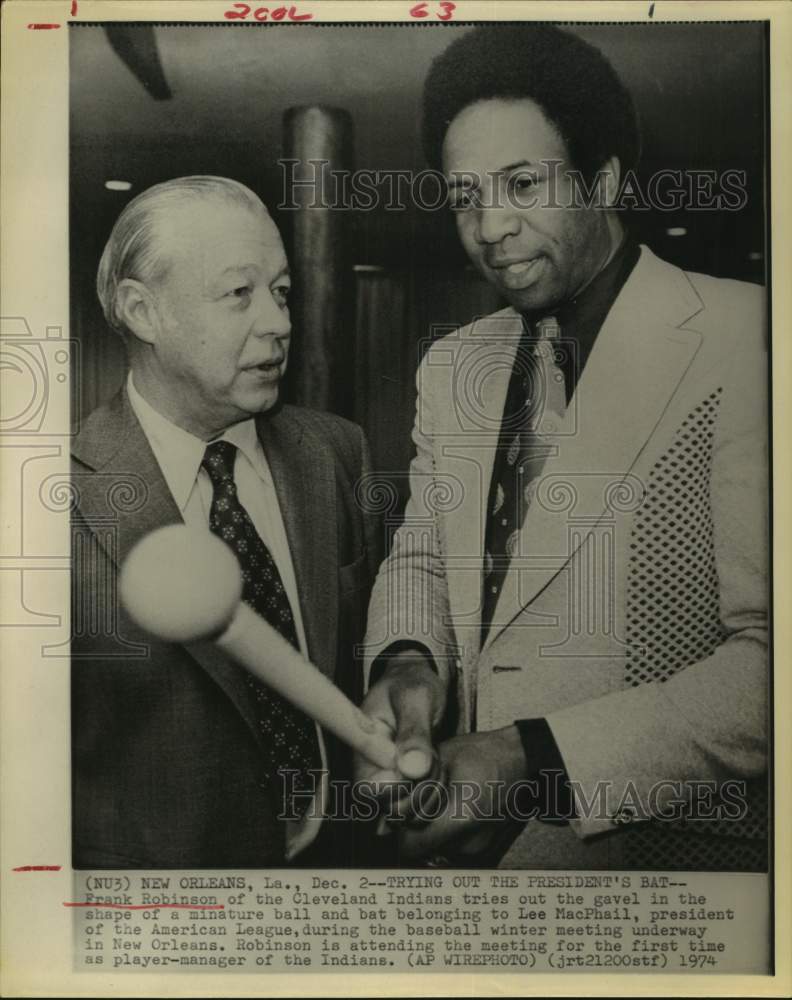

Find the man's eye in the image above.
[
  {"left": 272, "top": 285, "right": 291, "bottom": 305},
  {"left": 450, "top": 189, "right": 476, "bottom": 211},
  {"left": 509, "top": 173, "right": 540, "bottom": 204},
  {"left": 511, "top": 173, "right": 538, "bottom": 190},
  {"left": 227, "top": 285, "right": 252, "bottom": 300}
]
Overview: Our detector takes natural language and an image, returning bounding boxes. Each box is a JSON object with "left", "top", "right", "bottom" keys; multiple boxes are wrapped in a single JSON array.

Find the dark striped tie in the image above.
[{"left": 482, "top": 318, "right": 565, "bottom": 633}]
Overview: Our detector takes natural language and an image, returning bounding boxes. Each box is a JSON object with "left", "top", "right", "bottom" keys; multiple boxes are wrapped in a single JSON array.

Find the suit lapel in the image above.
[
  {"left": 482, "top": 247, "right": 706, "bottom": 652},
  {"left": 72, "top": 389, "right": 183, "bottom": 560},
  {"left": 437, "top": 311, "right": 521, "bottom": 649},
  {"left": 257, "top": 409, "right": 338, "bottom": 678},
  {"left": 72, "top": 389, "right": 264, "bottom": 744}
]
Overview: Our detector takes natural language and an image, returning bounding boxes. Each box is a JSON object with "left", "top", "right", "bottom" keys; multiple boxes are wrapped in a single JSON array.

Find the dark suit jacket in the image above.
[{"left": 71, "top": 388, "right": 378, "bottom": 869}]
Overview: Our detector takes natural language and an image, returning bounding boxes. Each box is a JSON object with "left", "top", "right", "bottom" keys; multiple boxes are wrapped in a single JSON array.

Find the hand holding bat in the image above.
[{"left": 119, "top": 525, "right": 398, "bottom": 771}]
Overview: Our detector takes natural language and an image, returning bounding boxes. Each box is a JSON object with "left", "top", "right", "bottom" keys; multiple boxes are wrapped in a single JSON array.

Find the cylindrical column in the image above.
[{"left": 282, "top": 106, "right": 354, "bottom": 412}]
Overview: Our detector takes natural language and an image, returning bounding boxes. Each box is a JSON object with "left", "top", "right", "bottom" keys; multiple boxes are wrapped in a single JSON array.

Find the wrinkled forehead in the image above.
[{"left": 154, "top": 196, "right": 286, "bottom": 279}]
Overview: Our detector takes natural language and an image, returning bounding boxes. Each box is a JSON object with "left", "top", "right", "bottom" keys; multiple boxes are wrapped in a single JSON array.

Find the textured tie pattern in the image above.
[
  {"left": 202, "top": 440, "right": 320, "bottom": 813},
  {"left": 482, "top": 318, "right": 566, "bottom": 633}
]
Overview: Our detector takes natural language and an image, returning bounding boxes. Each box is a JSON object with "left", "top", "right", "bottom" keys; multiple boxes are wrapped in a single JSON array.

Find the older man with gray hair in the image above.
[{"left": 72, "top": 176, "right": 376, "bottom": 868}]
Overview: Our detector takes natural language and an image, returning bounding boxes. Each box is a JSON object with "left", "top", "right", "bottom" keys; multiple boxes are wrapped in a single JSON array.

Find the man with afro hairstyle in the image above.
[{"left": 359, "top": 25, "right": 768, "bottom": 871}]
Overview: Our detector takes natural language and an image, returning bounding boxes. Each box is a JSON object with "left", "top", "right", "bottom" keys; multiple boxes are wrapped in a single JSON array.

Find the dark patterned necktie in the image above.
[
  {"left": 481, "top": 318, "right": 566, "bottom": 634},
  {"left": 201, "top": 440, "right": 320, "bottom": 815}
]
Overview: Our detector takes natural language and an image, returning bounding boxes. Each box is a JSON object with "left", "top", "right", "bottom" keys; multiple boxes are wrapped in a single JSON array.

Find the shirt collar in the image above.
[
  {"left": 521, "top": 235, "right": 639, "bottom": 337},
  {"left": 519, "top": 236, "right": 640, "bottom": 402},
  {"left": 217, "top": 416, "right": 273, "bottom": 487},
  {"left": 127, "top": 373, "right": 271, "bottom": 513}
]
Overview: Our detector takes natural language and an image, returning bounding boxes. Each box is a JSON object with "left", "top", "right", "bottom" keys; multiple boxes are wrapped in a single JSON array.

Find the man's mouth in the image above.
[
  {"left": 504, "top": 261, "right": 535, "bottom": 277},
  {"left": 489, "top": 256, "right": 544, "bottom": 289},
  {"left": 242, "top": 360, "right": 283, "bottom": 381}
]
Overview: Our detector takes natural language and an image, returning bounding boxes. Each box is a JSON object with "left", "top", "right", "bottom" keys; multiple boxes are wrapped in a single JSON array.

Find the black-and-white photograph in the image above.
[
  {"left": 5, "top": 0, "right": 791, "bottom": 988},
  {"left": 68, "top": 18, "right": 770, "bottom": 877}
]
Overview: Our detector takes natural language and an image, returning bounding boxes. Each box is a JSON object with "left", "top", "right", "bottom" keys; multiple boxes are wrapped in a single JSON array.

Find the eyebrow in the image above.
[
  {"left": 216, "top": 263, "right": 291, "bottom": 280},
  {"left": 500, "top": 159, "right": 539, "bottom": 174},
  {"left": 448, "top": 159, "right": 538, "bottom": 190}
]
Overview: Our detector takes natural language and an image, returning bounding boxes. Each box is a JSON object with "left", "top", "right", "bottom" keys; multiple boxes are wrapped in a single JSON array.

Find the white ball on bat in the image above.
[{"left": 119, "top": 525, "right": 242, "bottom": 642}]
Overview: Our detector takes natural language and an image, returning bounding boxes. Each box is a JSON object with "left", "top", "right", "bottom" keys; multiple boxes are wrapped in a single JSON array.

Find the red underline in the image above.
[
  {"left": 28, "top": 23, "right": 62, "bottom": 29},
  {"left": 13, "top": 865, "right": 61, "bottom": 872},
  {"left": 64, "top": 902, "right": 224, "bottom": 910}
]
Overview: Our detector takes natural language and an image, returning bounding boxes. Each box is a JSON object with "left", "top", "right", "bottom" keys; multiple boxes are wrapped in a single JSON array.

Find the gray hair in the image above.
[{"left": 96, "top": 176, "right": 265, "bottom": 337}]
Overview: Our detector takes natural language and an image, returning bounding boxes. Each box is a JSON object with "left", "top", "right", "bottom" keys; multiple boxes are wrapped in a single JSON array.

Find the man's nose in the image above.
[
  {"left": 251, "top": 289, "right": 291, "bottom": 338},
  {"left": 475, "top": 205, "right": 521, "bottom": 245}
]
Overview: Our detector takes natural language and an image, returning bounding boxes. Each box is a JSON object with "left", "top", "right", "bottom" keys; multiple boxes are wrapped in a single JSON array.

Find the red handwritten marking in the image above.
[
  {"left": 223, "top": 3, "right": 312, "bottom": 20},
  {"left": 409, "top": 1, "right": 455, "bottom": 18},
  {"left": 28, "top": 23, "right": 62, "bottom": 29},
  {"left": 71, "top": 0, "right": 78, "bottom": 15},
  {"left": 13, "top": 865, "right": 62, "bottom": 871},
  {"left": 64, "top": 902, "right": 224, "bottom": 910}
]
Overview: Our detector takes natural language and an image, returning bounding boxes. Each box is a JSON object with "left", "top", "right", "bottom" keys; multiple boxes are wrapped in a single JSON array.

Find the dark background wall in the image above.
[{"left": 70, "top": 21, "right": 767, "bottom": 491}]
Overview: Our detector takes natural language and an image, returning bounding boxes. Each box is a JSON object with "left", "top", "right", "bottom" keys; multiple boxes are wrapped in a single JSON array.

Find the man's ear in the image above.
[
  {"left": 598, "top": 156, "right": 622, "bottom": 209},
  {"left": 115, "top": 279, "right": 161, "bottom": 346}
]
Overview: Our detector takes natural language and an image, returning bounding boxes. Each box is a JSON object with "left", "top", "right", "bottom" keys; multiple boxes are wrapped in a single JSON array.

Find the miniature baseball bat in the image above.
[{"left": 119, "top": 525, "right": 398, "bottom": 770}]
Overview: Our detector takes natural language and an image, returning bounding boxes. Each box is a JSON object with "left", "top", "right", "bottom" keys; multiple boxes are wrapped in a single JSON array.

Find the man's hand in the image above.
[
  {"left": 393, "top": 725, "right": 530, "bottom": 862},
  {"left": 355, "top": 650, "right": 446, "bottom": 794}
]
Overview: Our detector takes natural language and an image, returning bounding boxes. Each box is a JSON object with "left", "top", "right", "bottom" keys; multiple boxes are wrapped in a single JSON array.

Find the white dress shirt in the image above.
[{"left": 127, "top": 373, "right": 325, "bottom": 858}]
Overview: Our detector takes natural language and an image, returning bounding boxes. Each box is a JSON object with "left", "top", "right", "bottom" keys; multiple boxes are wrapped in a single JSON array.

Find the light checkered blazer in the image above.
[{"left": 363, "top": 245, "right": 768, "bottom": 870}]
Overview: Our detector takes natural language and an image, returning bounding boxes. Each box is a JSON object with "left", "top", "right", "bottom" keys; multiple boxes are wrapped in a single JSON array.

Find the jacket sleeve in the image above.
[
  {"left": 361, "top": 354, "right": 458, "bottom": 695},
  {"left": 356, "top": 423, "right": 386, "bottom": 591},
  {"left": 547, "top": 306, "right": 768, "bottom": 839}
]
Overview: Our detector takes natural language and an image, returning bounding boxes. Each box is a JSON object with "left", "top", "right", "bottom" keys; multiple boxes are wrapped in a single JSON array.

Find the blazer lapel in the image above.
[
  {"left": 72, "top": 389, "right": 182, "bottom": 561},
  {"left": 437, "top": 311, "right": 521, "bottom": 649},
  {"left": 482, "top": 246, "right": 706, "bottom": 652},
  {"left": 257, "top": 409, "right": 338, "bottom": 679},
  {"left": 72, "top": 388, "right": 264, "bottom": 744}
]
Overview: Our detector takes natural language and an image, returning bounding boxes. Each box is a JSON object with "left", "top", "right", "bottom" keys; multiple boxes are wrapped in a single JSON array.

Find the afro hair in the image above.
[{"left": 422, "top": 24, "right": 641, "bottom": 182}]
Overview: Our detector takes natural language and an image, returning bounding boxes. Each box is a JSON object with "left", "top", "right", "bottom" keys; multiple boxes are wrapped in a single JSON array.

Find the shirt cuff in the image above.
[
  {"left": 514, "top": 717, "right": 575, "bottom": 824},
  {"left": 368, "top": 641, "right": 438, "bottom": 686}
]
